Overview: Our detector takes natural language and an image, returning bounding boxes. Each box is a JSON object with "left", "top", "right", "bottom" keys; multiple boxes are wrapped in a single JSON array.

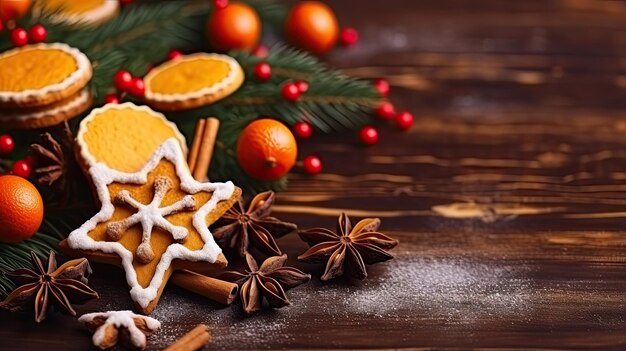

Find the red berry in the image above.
[
  {"left": 167, "top": 50, "right": 183, "bottom": 61},
  {"left": 374, "top": 79, "right": 390, "bottom": 97},
  {"left": 359, "top": 125, "right": 379, "bottom": 145},
  {"left": 254, "top": 62, "right": 271, "bottom": 82},
  {"left": 129, "top": 77, "right": 145, "bottom": 97},
  {"left": 375, "top": 101, "right": 395, "bottom": 120},
  {"left": 295, "top": 80, "right": 309, "bottom": 93},
  {"left": 114, "top": 70, "right": 133, "bottom": 92},
  {"left": 213, "top": 0, "right": 229, "bottom": 9},
  {"left": 10, "top": 28, "right": 28, "bottom": 47},
  {"left": 281, "top": 83, "right": 301, "bottom": 102},
  {"left": 11, "top": 160, "right": 31, "bottom": 178},
  {"left": 104, "top": 93, "right": 120, "bottom": 104},
  {"left": 0, "top": 135, "right": 14, "bottom": 155},
  {"left": 28, "top": 24, "right": 47, "bottom": 43},
  {"left": 303, "top": 155, "right": 322, "bottom": 175},
  {"left": 340, "top": 27, "right": 359, "bottom": 47},
  {"left": 23, "top": 155, "right": 36, "bottom": 167},
  {"left": 293, "top": 121, "right": 312, "bottom": 139},
  {"left": 119, "top": 0, "right": 133, "bottom": 5},
  {"left": 395, "top": 111, "right": 414, "bottom": 130},
  {"left": 252, "top": 45, "right": 268, "bottom": 58}
]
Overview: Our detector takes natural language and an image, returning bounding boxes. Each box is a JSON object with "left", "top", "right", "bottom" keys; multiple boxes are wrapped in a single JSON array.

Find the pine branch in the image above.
[{"left": 173, "top": 45, "right": 381, "bottom": 133}]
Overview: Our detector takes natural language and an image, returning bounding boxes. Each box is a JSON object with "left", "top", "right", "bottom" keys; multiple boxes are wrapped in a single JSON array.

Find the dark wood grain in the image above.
[{"left": 3, "top": 0, "right": 626, "bottom": 349}]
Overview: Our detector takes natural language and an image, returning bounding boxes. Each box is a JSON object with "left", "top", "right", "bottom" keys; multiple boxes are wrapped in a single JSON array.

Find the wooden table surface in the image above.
[{"left": 3, "top": 0, "right": 626, "bottom": 349}]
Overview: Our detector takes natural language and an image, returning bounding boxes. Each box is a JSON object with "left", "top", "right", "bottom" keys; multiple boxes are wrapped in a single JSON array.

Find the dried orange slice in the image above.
[
  {"left": 144, "top": 53, "right": 244, "bottom": 111},
  {"left": 76, "top": 103, "right": 188, "bottom": 173},
  {"left": 35, "top": 0, "right": 119, "bottom": 26},
  {"left": 0, "top": 43, "right": 92, "bottom": 108}
]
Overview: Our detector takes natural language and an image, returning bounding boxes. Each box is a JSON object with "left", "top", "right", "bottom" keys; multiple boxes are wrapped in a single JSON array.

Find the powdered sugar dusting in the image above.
[
  {"left": 344, "top": 255, "right": 532, "bottom": 320},
  {"left": 149, "top": 253, "right": 534, "bottom": 349},
  {"left": 152, "top": 292, "right": 298, "bottom": 349}
]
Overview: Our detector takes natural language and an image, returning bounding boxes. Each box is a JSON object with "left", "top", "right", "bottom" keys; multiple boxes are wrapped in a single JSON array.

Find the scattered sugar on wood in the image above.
[{"left": 149, "top": 253, "right": 533, "bottom": 349}]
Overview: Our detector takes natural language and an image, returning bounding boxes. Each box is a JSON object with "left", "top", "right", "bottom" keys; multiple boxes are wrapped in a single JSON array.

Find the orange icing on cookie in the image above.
[
  {"left": 148, "top": 58, "right": 231, "bottom": 94},
  {"left": 42, "top": 0, "right": 106, "bottom": 14},
  {"left": 78, "top": 103, "right": 187, "bottom": 173},
  {"left": 0, "top": 48, "right": 77, "bottom": 91}
]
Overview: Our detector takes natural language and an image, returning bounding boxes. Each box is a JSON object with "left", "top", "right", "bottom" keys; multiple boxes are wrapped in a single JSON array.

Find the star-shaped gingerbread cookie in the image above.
[{"left": 62, "top": 138, "right": 241, "bottom": 314}]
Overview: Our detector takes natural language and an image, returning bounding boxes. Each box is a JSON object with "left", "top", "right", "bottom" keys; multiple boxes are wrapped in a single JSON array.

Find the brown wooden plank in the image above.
[{"left": 3, "top": 0, "right": 626, "bottom": 349}]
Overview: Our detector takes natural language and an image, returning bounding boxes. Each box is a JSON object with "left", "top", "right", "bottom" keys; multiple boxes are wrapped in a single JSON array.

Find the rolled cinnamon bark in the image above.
[
  {"left": 187, "top": 118, "right": 206, "bottom": 172},
  {"left": 164, "top": 324, "right": 211, "bottom": 351},
  {"left": 191, "top": 117, "right": 220, "bottom": 181},
  {"left": 170, "top": 270, "right": 238, "bottom": 305}
]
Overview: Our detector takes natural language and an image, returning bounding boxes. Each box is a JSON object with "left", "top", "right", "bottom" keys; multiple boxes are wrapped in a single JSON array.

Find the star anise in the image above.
[
  {"left": 210, "top": 191, "right": 297, "bottom": 257},
  {"left": 0, "top": 251, "right": 99, "bottom": 322},
  {"left": 221, "top": 253, "right": 310, "bottom": 315},
  {"left": 298, "top": 213, "right": 399, "bottom": 281},
  {"left": 29, "top": 121, "right": 75, "bottom": 192}
]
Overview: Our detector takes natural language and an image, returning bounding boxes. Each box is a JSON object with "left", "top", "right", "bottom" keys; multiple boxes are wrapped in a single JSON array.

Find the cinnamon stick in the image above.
[
  {"left": 170, "top": 270, "right": 238, "bottom": 305},
  {"left": 187, "top": 118, "right": 206, "bottom": 172},
  {"left": 164, "top": 324, "right": 211, "bottom": 351},
  {"left": 191, "top": 117, "right": 220, "bottom": 181}
]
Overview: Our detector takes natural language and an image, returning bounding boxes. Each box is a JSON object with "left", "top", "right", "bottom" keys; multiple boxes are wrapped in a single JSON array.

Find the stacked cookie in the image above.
[{"left": 0, "top": 43, "right": 93, "bottom": 129}]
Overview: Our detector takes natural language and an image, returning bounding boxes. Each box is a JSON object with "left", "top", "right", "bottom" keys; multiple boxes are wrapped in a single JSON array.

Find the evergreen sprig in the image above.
[{"left": 173, "top": 45, "right": 380, "bottom": 131}]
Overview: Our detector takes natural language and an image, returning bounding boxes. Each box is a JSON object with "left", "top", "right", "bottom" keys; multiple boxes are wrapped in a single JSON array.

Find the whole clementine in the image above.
[
  {"left": 0, "top": 0, "right": 32, "bottom": 21},
  {"left": 237, "top": 119, "right": 298, "bottom": 181},
  {"left": 0, "top": 175, "right": 43, "bottom": 243},
  {"left": 206, "top": 2, "right": 261, "bottom": 52},
  {"left": 284, "top": 1, "right": 339, "bottom": 55}
]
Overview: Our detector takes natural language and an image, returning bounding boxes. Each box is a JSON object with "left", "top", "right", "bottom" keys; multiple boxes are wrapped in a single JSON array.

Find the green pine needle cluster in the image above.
[{"left": 0, "top": 0, "right": 381, "bottom": 297}]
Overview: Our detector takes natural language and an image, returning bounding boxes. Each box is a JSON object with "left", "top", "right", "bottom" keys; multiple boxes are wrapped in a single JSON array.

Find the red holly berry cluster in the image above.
[
  {"left": 281, "top": 80, "right": 309, "bottom": 102},
  {"left": 106, "top": 48, "right": 188, "bottom": 104},
  {"left": 349, "top": 78, "right": 414, "bottom": 148},
  {"left": 7, "top": 24, "right": 47, "bottom": 47},
  {"left": 373, "top": 78, "right": 413, "bottom": 130},
  {"left": 105, "top": 69, "right": 145, "bottom": 104},
  {"left": 0, "top": 135, "right": 33, "bottom": 178},
  {"left": 281, "top": 78, "right": 412, "bottom": 176}
]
